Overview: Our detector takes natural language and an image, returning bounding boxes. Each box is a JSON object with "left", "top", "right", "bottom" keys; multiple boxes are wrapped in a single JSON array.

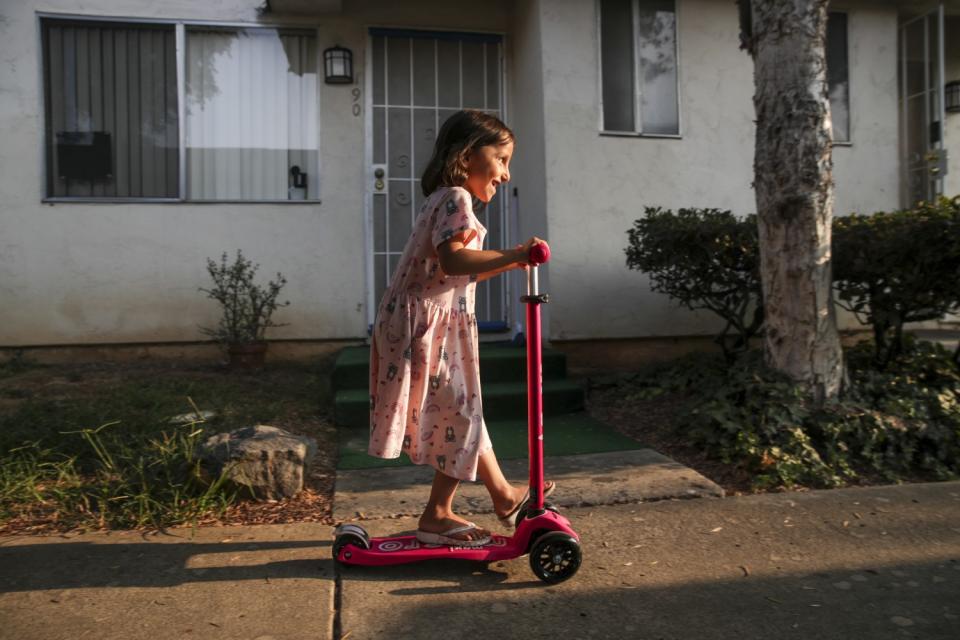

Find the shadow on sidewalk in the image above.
[
  {"left": 340, "top": 556, "right": 960, "bottom": 639},
  {"left": 0, "top": 537, "right": 335, "bottom": 593}
]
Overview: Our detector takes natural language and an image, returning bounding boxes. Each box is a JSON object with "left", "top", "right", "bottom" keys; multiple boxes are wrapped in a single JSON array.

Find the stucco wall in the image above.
[
  {"left": 505, "top": 0, "right": 551, "bottom": 336},
  {"left": 0, "top": 0, "right": 514, "bottom": 347},
  {"left": 539, "top": 0, "right": 903, "bottom": 341}
]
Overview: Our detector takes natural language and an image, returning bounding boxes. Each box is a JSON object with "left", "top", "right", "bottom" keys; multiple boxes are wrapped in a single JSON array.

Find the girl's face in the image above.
[{"left": 463, "top": 140, "right": 513, "bottom": 203}]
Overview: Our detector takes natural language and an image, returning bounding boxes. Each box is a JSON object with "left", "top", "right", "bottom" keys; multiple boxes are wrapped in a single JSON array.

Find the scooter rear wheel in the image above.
[
  {"left": 529, "top": 532, "right": 582, "bottom": 584},
  {"left": 333, "top": 524, "right": 370, "bottom": 563}
]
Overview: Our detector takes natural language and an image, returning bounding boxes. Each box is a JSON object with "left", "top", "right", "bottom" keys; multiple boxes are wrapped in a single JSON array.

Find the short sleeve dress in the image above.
[{"left": 368, "top": 186, "right": 493, "bottom": 481}]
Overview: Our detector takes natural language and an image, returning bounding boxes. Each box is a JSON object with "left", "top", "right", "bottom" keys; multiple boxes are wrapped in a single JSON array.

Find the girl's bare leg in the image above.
[
  {"left": 417, "top": 470, "right": 490, "bottom": 541},
  {"left": 476, "top": 449, "right": 528, "bottom": 517}
]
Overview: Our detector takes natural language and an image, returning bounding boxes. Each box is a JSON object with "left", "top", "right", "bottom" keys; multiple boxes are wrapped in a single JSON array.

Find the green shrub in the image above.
[
  {"left": 199, "top": 250, "right": 291, "bottom": 346},
  {"left": 625, "top": 207, "right": 762, "bottom": 360},
  {"left": 832, "top": 196, "right": 960, "bottom": 366},
  {"left": 625, "top": 341, "right": 960, "bottom": 489}
]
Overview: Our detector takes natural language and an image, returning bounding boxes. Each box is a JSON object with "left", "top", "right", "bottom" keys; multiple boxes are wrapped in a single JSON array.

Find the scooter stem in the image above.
[{"left": 523, "top": 247, "right": 550, "bottom": 511}]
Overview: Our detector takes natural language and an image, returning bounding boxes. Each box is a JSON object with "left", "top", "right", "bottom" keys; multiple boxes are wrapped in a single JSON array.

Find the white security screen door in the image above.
[
  {"left": 366, "top": 28, "right": 509, "bottom": 331},
  {"left": 899, "top": 4, "right": 947, "bottom": 206}
]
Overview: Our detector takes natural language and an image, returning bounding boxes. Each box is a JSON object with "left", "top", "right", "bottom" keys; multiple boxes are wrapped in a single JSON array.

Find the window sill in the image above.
[
  {"left": 599, "top": 131, "right": 682, "bottom": 140},
  {"left": 832, "top": 141, "right": 852, "bottom": 147},
  {"left": 42, "top": 198, "right": 323, "bottom": 205}
]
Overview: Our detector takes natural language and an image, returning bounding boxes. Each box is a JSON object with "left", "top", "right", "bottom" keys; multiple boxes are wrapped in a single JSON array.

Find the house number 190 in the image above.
[{"left": 352, "top": 88, "right": 361, "bottom": 117}]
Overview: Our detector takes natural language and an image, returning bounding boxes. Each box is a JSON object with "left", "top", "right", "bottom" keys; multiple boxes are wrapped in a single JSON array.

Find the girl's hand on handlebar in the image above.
[{"left": 515, "top": 237, "right": 548, "bottom": 265}]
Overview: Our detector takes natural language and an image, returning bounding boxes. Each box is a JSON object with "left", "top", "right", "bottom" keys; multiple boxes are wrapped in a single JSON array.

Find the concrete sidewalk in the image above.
[
  {"left": 337, "top": 482, "right": 960, "bottom": 640},
  {"left": 2, "top": 482, "right": 959, "bottom": 639},
  {"left": 333, "top": 449, "right": 725, "bottom": 522},
  {"left": 0, "top": 521, "right": 336, "bottom": 640}
]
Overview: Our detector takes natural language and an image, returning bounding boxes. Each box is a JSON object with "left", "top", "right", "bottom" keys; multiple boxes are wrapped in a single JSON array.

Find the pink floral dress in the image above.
[{"left": 368, "top": 186, "right": 493, "bottom": 481}]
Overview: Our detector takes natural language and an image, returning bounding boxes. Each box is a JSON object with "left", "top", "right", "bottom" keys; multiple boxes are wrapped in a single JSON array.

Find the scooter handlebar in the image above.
[{"left": 528, "top": 242, "right": 551, "bottom": 266}]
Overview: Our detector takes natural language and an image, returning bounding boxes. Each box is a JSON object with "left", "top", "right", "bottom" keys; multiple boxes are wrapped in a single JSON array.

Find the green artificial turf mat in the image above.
[{"left": 337, "top": 413, "right": 645, "bottom": 470}]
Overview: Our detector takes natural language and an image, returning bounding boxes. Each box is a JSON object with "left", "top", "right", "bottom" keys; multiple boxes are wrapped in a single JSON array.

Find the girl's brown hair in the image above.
[{"left": 420, "top": 110, "right": 514, "bottom": 196}]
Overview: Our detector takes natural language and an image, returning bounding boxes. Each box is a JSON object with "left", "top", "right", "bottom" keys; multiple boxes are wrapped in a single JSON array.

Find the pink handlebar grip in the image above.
[{"left": 528, "top": 242, "right": 551, "bottom": 266}]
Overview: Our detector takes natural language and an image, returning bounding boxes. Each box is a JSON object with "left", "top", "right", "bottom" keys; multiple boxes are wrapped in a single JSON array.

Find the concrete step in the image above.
[
  {"left": 337, "top": 413, "right": 647, "bottom": 470},
  {"left": 335, "top": 378, "right": 585, "bottom": 428},
  {"left": 331, "top": 343, "right": 568, "bottom": 393}
]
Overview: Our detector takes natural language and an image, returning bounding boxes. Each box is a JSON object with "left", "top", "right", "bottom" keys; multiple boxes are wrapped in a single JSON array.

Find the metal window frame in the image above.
[
  {"left": 596, "top": 0, "right": 683, "bottom": 139},
  {"left": 363, "top": 25, "right": 511, "bottom": 331},
  {"left": 36, "top": 11, "right": 324, "bottom": 204}
]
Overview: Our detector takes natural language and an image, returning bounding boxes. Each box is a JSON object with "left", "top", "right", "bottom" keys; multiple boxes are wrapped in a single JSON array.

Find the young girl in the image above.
[{"left": 368, "top": 110, "right": 553, "bottom": 547}]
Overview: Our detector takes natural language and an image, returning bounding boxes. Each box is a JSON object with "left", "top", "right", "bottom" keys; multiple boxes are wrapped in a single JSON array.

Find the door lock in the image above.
[{"left": 374, "top": 168, "right": 385, "bottom": 191}]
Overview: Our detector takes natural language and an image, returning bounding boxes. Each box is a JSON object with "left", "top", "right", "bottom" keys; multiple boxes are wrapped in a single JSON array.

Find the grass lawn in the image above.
[{"left": 0, "top": 355, "right": 339, "bottom": 535}]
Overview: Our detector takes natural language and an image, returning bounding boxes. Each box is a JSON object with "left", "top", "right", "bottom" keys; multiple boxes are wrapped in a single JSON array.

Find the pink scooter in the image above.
[{"left": 333, "top": 244, "right": 582, "bottom": 584}]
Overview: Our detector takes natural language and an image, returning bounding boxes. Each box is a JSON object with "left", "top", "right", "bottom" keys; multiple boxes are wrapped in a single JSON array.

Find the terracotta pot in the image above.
[{"left": 227, "top": 341, "right": 268, "bottom": 370}]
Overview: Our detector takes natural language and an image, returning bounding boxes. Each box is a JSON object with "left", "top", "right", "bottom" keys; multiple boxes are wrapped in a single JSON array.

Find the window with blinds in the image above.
[
  {"left": 41, "top": 18, "right": 320, "bottom": 201},
  {"left": 43, "top": 20, "right": 179, "bottom": 198},
  {"left": 185, "top": 27, "right": 318, "bottom": 200}
]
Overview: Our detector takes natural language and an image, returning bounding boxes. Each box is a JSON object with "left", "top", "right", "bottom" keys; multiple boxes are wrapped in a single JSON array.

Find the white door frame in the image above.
[{"left": 899, "top": 3, "right": 947, "bottom": 207}]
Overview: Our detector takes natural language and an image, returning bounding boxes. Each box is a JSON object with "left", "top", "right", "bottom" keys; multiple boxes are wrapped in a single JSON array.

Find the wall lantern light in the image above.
[
  {"left": 324, "top": 45, "right": 353, "bottom": 84},
  {"left": 946, "top": 81, "right": 960, "bottom": 113}
]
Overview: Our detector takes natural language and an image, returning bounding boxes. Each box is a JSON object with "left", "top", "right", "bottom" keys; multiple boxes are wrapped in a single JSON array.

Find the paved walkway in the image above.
[
  {"left": 333, "top": 449, "right": 724, "bottom": 522},
  {"left": 2, "top": 482, "right": 959, "bottom": 639}
]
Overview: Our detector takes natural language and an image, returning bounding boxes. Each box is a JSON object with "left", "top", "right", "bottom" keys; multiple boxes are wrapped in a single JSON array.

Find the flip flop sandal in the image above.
[
  {"left": 498, "top": 481, "right": 557, "bottom": 529},
  {"left": 415, "top": 522, "right": 492, "bottom": 547}
]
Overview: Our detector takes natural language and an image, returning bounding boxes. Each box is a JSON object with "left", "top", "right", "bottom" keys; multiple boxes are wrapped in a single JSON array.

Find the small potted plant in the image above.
[{"left": 199, "top": 250, "right": 290, "bottom": 370}]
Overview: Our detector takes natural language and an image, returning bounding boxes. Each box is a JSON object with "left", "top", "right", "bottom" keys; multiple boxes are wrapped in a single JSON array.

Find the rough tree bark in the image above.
[{"left": 741, "top": 0, "right": 844, "bottom": 403}]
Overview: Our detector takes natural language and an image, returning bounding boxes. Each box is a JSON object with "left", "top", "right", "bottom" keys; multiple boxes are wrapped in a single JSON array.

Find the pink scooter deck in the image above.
[{"left": 336, "top": 510, "right": 577, "bottom": 566}]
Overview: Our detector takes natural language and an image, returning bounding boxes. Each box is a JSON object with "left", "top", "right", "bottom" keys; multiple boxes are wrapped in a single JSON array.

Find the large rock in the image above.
[{"left": 199, "top": 425, "right": 317, "bottom": 500}]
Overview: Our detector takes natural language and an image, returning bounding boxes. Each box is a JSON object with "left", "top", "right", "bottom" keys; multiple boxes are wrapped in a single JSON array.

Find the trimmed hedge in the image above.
[
  {"left": 625, "top": 197, "right": 960, "bottom": 363},
  {"left": 625, "top": 207, "right": 762, "bottom": 361},
  {"left": 833, "top": 196, "right": 960, "bottom": 366}
]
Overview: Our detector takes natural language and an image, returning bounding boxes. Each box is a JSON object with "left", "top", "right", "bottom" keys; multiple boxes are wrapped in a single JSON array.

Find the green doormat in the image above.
[{"left": 337, "top": 413, "right": 645, "bottom": 470}]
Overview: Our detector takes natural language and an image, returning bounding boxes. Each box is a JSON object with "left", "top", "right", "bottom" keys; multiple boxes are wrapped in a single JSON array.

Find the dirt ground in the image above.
[{"left": 585, "top": 383, "right": 759, "bottom": 496}]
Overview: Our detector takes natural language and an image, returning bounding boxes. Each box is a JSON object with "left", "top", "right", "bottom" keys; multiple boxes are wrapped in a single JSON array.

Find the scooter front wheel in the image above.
[{"left": 529, "top": 532, "right": 582, "bottom": 584}]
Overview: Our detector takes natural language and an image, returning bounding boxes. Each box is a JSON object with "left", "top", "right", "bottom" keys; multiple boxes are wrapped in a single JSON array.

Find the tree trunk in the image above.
[{"left": 747, "top": 0, "right": 844, "bottom": 403}]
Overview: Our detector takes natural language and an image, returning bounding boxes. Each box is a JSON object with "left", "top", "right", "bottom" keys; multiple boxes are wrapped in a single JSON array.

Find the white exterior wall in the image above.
[
  {"left": 0, "top": 0, "right": 513, "bottom": 347},
  {"left": 831, "top": 3, "right": 901, "bottom": 213},
  {"left": 507, "top": 0, "right": 551, "bottom": 335},
  {"left": 538, "top": 0, "right": 902, "bottom": 340}
]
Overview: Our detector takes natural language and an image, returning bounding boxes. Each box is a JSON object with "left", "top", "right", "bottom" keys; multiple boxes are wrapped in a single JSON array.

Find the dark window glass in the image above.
[{"left": 827, "top": 12, "right": 850, "bottom": 142}]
